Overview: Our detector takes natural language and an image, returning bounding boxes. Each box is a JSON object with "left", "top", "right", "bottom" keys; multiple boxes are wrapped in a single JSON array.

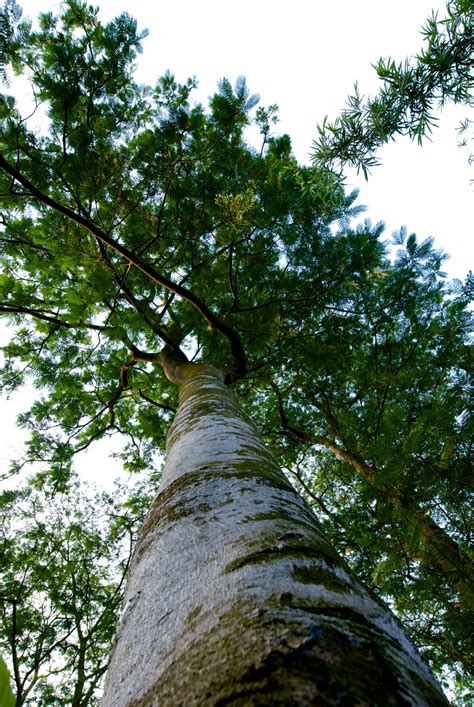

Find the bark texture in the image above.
[{"left": 102, "top": 362, "right": 448, "bottom": 706}]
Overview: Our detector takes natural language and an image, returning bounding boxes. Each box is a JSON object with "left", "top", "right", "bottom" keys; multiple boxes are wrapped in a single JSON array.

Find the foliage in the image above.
[
  {"left": 0, "top": 478, "right": 151, "bottom": 705},
  {"left": 0, "top": 0, "right": 21, "bottom": 86},
  {"left": 311, "top": 0, "right": 474, "bottom": 177},
  {"left": 0, "top": 0, "right": 472, "bottom": 701},
  {"left": 256, "top": 227, "right": 473, "bottom": 697}
]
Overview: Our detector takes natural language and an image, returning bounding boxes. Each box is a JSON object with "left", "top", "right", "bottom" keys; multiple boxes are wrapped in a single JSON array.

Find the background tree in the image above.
[
  {"left": 0, "top": 0, "right": 471, "bottom": 702},
  {"left": 0, "top": 478, "right": 150, "bottom": 705},
  {"left": 261, "top": 230, "right": 473, "bottom": 686}
]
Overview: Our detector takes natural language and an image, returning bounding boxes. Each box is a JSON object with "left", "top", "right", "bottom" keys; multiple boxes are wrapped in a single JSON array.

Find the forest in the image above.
[{"left": 0, "top": 0, "right": 472, "bottom": 704}]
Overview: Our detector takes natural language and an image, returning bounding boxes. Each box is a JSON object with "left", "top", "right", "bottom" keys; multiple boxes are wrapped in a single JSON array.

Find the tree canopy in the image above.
[{"left": 0, "top": 1, "right": 472, "bottom": 703}]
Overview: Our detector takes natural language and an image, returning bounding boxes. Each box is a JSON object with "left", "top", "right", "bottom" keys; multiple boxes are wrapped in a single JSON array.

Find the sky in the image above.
[
  {"left": 93, "top": 0, "right": 473, "bottom": 281},
  {"left": 1, "top": 0, "right": 473, "bottom": 484}
]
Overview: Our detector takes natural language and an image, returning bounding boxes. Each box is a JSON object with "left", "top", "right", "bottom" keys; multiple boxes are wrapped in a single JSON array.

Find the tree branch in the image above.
[
  {"left": 271, "top": 379, "right": 474, "bottom": 606},
  {"left": 0, "top": 303, "right": 104, "bottom": 331},
  {"left": 0, "top": 152, "right": 247, "bottom": 377},
  {"left": 95, "top": 239, "right": 184, "bottom": 355}
]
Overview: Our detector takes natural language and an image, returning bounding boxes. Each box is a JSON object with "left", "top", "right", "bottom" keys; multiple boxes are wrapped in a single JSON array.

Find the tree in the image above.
[
  {"left": 101, "top": 351, "right": 447, "bottom": 705},
  {"left": 0, "top": 1, "right": 470, "bottom": 702},
  {"left": 311, "top": 0, "right": 473, "bottom": 177},
  {"left": 265, "top": 233, "right": 473, "bottom": 689},
  {"left": 0, "top": 479, "right": 150, "bottom": 705}
]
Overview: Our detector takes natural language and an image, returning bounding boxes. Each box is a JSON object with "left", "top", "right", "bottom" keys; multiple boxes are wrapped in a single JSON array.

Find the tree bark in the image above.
[{"left": 102, "top": 358, "right": 448, "bottom": 706}]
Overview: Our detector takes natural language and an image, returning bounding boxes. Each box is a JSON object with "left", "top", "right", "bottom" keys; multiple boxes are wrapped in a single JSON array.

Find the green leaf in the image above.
[
  {"left": 406, "top": 233, "right": 417, "bottom": 256},
  {"left": 0, "top": 655, "right": 15, "bottom": 707}
]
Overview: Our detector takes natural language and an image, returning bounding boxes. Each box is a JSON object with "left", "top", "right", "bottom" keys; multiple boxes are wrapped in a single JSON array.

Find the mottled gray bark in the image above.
[{"left": 102, "top": 361, "right": 448, "bottom": 706}]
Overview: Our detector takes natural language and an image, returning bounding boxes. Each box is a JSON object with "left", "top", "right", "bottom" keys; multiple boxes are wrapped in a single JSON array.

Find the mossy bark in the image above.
[{"left": 101, "top": 360, "right": 448, "bottom": 706}]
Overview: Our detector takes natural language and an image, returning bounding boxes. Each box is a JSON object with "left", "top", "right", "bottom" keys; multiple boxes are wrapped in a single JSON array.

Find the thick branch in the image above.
[
  {"left": 105, "top": 339, "right": 181, "bottom": 423},
  {"left": 156, "top": 344, "right": 225, "bottom": 387},
  {"left": 272, "top": 382, "right": 474, "bottom": 607},
  {"left": 95, "top": 238, "right": 184, "bottom": 355}
]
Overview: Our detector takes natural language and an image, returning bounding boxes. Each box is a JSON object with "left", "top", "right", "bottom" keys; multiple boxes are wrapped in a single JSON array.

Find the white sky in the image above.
[
  {"left": 17, "top": 0, "right": 473, "bottom": 276},
  {"left": 1, "top": 0, "right": 473, "bottom": 483}
]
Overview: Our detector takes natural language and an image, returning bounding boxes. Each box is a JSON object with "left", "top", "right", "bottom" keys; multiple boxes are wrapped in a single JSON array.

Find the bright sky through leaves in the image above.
[{"left": 15, "top": 0, "right": 473, "bottom": 279}]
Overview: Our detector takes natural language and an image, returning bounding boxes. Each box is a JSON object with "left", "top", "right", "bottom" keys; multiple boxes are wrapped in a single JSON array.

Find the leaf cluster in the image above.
[{"left": 312, "top": 0, "right": 474, "bottom": 177}]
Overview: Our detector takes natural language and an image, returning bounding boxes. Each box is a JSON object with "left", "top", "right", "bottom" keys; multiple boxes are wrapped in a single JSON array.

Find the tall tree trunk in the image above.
[{"left": 102, "top": 357, "right": 447, "bottom": 706}]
